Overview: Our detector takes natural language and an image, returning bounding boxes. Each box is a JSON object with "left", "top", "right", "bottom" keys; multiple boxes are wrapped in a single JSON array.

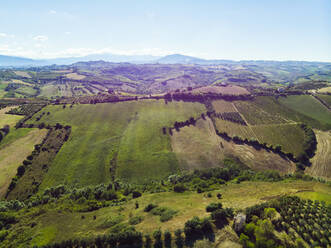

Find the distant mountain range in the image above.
[{"left": 0, "top": 53, "right": 329, "bottom": 67}]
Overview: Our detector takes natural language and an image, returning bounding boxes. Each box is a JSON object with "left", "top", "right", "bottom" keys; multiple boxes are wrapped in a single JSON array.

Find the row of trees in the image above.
[{"left": 213, "top": 112, "right": 246, "bottom": 125}]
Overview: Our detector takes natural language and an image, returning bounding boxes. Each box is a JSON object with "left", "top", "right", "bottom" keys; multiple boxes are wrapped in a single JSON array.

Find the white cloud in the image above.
[
  {"left": 33, "top": 35, "right": 48, "bottom": 42},
  {"left": 65, "top": 31, "right": 71, "bottom": 35},
  {"left": 0, "top": 33, "right": 7, "bottom": 38},
  {"left": 49, "top": 10, "right": 57, "bottom": 14}
]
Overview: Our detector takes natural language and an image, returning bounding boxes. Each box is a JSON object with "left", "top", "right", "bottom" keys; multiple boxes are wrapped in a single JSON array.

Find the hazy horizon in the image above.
[{"left": 0, "top": 0, "right": 330, "bottom": 62}]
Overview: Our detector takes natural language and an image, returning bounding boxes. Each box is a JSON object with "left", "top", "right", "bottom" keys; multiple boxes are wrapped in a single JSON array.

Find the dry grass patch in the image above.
[
  {"left": 66, "top": 73, "right": 86, "bottom": 80},
  {"left": 0, "top": 106, "right": 23, "bottom": 127},
  {"left": 212, "top": 100, "right": 237, "bottom": 113},
  {"left": 0, "top": 129, "right": 47, "bottom": 198},
  {"left": 306, "top": 130, "right": 331, "bottom": 179},
  {"left": 14, "top": 71, "right": 31, "bottom": 78}
]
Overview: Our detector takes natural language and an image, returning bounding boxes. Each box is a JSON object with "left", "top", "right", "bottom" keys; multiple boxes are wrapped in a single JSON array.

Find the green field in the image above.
[
  {"left": 28, "top": 100, "right": 206, "bottom": 189},
  {"left": 15, "top": 85, "right": 38, "bottom": 96},
  {"left": 279, "top": 95, "right": 331, "bottom": 129},
  {"left": 316, "top": 94, "right": 331, "bottom": 108},
  {"left": 251, "top": 123, "right": 305, "bottom": 157},
  {"left": 233, "top": 99, "right": 288, "bottom": 125},
  {"left": 214, "top": 118, "right": 256, "bottom": 139},
  {"left": 0, "top": 106, "right": 23, "bottom": 128}
]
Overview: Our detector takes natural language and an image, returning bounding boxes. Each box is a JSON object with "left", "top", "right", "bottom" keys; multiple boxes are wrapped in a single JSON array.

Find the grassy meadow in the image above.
[{"left": 27, "top": 100, "right": 206, "bottom": 189}]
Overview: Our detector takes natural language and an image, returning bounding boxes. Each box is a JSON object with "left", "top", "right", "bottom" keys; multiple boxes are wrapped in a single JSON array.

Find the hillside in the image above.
[{"left": 0, "top": 63, "right": 330, "bottom": 248}]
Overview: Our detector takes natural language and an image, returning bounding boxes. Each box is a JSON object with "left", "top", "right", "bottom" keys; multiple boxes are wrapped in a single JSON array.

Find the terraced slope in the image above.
[{"left": 27, "top": 100, "right": 206, "bottom": 188}]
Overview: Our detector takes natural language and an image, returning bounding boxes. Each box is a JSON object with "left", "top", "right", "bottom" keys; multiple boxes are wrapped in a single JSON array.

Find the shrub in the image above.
[
  {"left": 174, "top": 184, "right": 186, "bottom": 193},
  {"left": 206, "top": 202, "right": 222, "bottom": 212},
  {"left": 129, "top": 215, "right": 144, "bottom": 225},
  {"left": 132, "top": 191, "right": 142, "bottom": 199},
  {"left": 144, "top": 203, "right": 158, "bottom": 212}
]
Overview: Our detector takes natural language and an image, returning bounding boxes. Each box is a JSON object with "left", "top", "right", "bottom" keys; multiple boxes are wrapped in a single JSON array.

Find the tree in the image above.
[
  {"left": 17, "top": 165, "right": 25, "bottom": 177},
  {"left": 153, "top": 229, "right": 162, "bottom": 248},
  {"left": 164, "top": 230, "right": 172, "bottom": 248},
  {"left": 132, "top": 191, "right": 142, "bottom": 198},
  {"left": 174, "top": 184, "right": 186, "bottom": 193},
  {"left": 263, "top": 208, "right": 277, "bottom": 220},
  {"left": 211, "top": 209, "right": 228, "bottom": 228},
  {"left": 206, "top": 202, "right": 222, "bottom": 212}
]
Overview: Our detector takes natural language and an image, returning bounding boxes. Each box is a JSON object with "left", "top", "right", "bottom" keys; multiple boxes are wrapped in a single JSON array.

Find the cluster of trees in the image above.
[
  {"left": 5, "top": 104, "right": 45, "bottom": 116},
  {"left": 241, "top": 196, "right": 330, "bottom": 248},
  {"left": 274, "top": 196, "right": 330, "bottom": 247},
  {"left": 15, "top": 104, "right": 46, "bottom": 128},
  {"left": 173, "top": 117, "right": 196, "bottom": 131},
  {"left": 214, "top": 112, "right": 246, "bottom": 125},
  {"left": 297, "top": 123, "right": 317, "bottom": 166}
]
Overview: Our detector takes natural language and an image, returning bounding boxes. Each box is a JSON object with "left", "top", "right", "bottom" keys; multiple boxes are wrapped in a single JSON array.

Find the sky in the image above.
[{"left": 0, "top": 0, "right": 330, "bottom": 61}]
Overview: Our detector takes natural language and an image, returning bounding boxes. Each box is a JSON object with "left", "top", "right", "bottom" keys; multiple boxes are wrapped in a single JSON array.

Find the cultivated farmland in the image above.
[
  {"left": 172, "top": 118, "right": 295, "bottom": 174},
  {"left": 212, "top": 100, "right": 237, "bottom": 113},
  {"left": 251, "top": 123, "right": 305, "bottom": 157},
  {"left": 279, "top": 95, "right": 331, "bottom": 129},
  {"left": 306, "top": 130, "right": 331, "bottom": 179},
  {"left": 27, "top": 100, "right": 206, "bottom": 188}
]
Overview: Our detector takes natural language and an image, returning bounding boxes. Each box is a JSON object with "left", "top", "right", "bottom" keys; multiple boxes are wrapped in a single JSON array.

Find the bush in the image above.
[
  {"left": 151, "top": 207, "right": 177, "bottom": 222},
  {"left": 206, "top": 202, "right": 222, "bottom": 212},
  {"left": 129, "top": 215, "right": 144, "bottom": 225},
  {"left": 144, "top": 203, "right": 158, "bottom": 212},
  {"left": 132, "top": 191, "right": 142, "bottom": 199},
  {"left": 174, "top": 184, "right": 186, "bottom": 193}
]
